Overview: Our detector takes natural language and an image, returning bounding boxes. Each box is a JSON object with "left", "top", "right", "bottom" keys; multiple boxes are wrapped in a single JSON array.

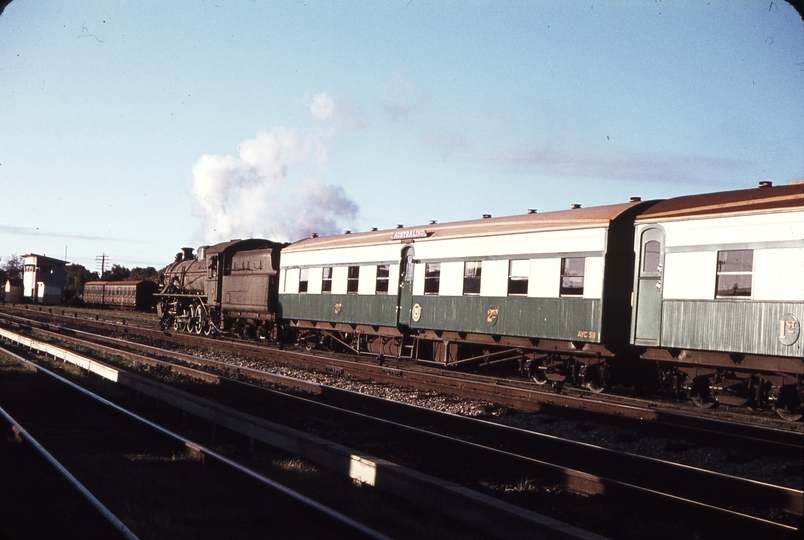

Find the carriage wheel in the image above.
[
  {"left": 583, "top": 363, "right": 608, "bottom": 394},
  {"left": 586, "top": 378, "right": 607, "bottom": 394},
  {"left": 774, "top": 404, "right": 802, "bottom": 422},
  {"left": 773, "top": 387, "right": 802, "bottom": 422},
  {"left": 528, "top": 361, "right": 549, "bottom": 385},
  {"left": 689, "top": 377, "right": 717, "bottom": 409}
]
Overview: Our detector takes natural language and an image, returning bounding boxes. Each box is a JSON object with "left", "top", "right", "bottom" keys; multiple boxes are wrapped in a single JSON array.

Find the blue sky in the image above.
[{"left": 1, "top": 1, "right": 802, "bottom": 271}]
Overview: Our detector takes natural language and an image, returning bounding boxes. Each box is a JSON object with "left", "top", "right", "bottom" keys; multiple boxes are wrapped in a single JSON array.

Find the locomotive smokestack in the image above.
[{"left": 181, "top": 247, "right": 195, "bottom": 261}]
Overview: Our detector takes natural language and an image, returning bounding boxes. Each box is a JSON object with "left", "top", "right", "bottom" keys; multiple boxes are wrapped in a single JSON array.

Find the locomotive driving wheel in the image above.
[
  {"left": 190, "top": 304, "right": 204, "bottom": 334},
  {"left": 203, "top": 313, "right": 215, "bottom": 336},
  {"left": 175, "top": 307, "right": 188, "bottom": 332},
  {"left": 171, "top": 311, "right": 181, "bottom": 332}
]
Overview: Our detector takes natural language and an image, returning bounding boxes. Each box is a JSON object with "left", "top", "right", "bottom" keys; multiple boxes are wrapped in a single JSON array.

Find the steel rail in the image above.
[
  {"left": 1, "top": 328, "right": 611, "bottom": 540},
  {"left": 0, "top": 342, "right": 393, "bottom": 540},
  {"left": 0, "top": 402, "right": 140, "bottom": 540},
  {"left": 0, "top": 308, "right": 800, "bottom": 450},
  {"left": 5, "top": 328, "right": 800, "bottom": 536}
]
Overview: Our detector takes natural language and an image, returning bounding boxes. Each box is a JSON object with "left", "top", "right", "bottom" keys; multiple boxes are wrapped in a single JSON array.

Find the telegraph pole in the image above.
[
  {"left": 95, "top": 253, "right": 109, "bottom": 304},
  {"left": 95, "top": 253, "right": 109, "bottom": 277}
]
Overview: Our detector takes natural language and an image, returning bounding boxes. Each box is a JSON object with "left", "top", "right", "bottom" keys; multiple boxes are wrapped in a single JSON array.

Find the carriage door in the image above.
[
  {"left": 633, "top": 227, "right": 664, "bottom": 345},
  {"left": 397, "top": 247, "right": 415, "bottom": 325}
]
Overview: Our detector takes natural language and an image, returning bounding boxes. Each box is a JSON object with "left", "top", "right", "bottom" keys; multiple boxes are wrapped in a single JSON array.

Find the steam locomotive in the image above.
[{"left": 156, "top": 182, "right": 804, "bottom": 419}]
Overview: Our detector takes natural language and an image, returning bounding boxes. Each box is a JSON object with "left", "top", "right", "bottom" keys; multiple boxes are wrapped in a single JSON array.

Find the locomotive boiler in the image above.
[{"left": 157, "top": 239, "right": 286, "bottom": 338}]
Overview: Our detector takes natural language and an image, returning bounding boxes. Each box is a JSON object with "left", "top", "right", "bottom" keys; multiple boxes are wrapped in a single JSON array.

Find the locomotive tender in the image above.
[{"left": 157, "top": 182, "right": 804, "bottom": 419}]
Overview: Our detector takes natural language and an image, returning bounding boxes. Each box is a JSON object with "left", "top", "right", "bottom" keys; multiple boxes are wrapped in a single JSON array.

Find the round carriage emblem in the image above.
[
  {"left": 486, "top": 306, "right": 499, "bottom": 327},
  {"left": 411, "top": 303, "right": 422, "bottom": 322},
  {"left": 778, "top": 314, "right": 800, "bottom": 346}
]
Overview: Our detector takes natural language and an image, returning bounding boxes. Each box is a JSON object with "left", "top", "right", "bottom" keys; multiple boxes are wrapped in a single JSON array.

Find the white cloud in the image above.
[
  {"left": 189, "top": 99, "right": 359, "bottom": 244},
  {"left": 309, "top": 92, "right": 336, "bottom": 120}
]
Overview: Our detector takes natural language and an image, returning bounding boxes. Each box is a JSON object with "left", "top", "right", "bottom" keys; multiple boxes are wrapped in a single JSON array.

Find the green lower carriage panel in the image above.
[
  {"left": 660, "top": 301, "right": 804, "bottom": 358},
  {"left": 278, "top": 293, "right": 400, "bottom": 328},
  {"left": 408, "top": 295, "right": 603, "bottom": 344}
]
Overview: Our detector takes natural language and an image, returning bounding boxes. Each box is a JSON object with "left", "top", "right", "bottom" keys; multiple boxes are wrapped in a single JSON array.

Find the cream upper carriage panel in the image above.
[
  {"left": 399, "top": 203, "right": 642, "bottom": 301},
  {"left": 409, "top": 229, "right": 608, "bottom": 299},
  {"left": 279, "top": 237, "right": 405, "bottom": 294},
  {"left": 640, "top": 190, "right": 804, "bottom": 301},
  {"left": 281, "top": 200, "right": 644, "bottom": 300}
]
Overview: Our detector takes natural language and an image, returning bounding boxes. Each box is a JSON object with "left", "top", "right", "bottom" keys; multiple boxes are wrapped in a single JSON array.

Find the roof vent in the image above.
[
  {"left": 396, "top": 224, "right": 404, "bottom": 229},
  {"left": 758, "top": 181, "right": 773, "bottom": 188},
  {"left": 429, "top": 220, "right": 437, "bottom": 224},
  {"left": 527, "top": 209, "right": 537, "bottom": 214},
  {"left": 371, "top": 227, "right": 378, "bottom": 231},
  {"left": 571, "top": 203, "right": 582, "bottom": 209},
  {"left": 311, "top": 233, "right": 318, "bottom": 238},
  {"left": 630, "top": 196, "right": 641, "bottom": 202},
  {"left": 482, "top": 214, "right": 491, "bottom": 219}
]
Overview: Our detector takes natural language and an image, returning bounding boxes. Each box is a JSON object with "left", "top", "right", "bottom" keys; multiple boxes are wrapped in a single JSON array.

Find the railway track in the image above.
[
  {"left": 1, "top": 322, "right": 800, "bottom": 539},
  {"left": 0, "top": 343, "right": 396, "bottom": 540},
  {"left": 0, "top": 307, "right": 800, "bottom": 453},
  {"left": 0, "top": 387, "right": 138, "bottom": 539}
]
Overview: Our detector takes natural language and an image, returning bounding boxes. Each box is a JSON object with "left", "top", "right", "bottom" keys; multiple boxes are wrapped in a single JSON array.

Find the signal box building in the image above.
[
  {"left": 3, "top": 279, "right": 23, "bottom": 303},
  {"left": 22, "top": 254, "right": 68, "bottom": 305}
]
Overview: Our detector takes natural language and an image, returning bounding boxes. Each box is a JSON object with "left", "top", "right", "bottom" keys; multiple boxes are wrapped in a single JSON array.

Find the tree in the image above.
[
  {"left": 103, "top": 264, "right": 130, "bottom": 281},
  {"left": 64, "top": 264, "right": 98, "bottom": 299},
  {"left": 129, "top": 266, "right": 160, "bottom": 283},
  {"left": 1, "top": 254, "right": 23, "bottom": 282}
]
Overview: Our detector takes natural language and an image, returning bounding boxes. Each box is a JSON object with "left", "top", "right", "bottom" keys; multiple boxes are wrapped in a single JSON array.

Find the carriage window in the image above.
[
  {"left": 463, "top": 261, "right": 482, "bottom": 295},
  {"left": 560, "top": 257, "right": 585, "bottom": 296},
  {"left": 424, "top": 263, "right": 440, "bottom": 295},
  {"left": 376, "top": 265, "right": 390, "bottom": 294},
  {"left": 643, "top": 241, "right": 661, "bottom": 273},
  {"left": 299, "top": 268, "right": 309, "bottom": 293},
  {"left": 716, "top": 249, "right": 753, "bottom": 297},
  {"left": 347, "top": 266, "right": 359, "bottom": 294},
  {"left": 507, "top": 260, "right": 529, "bottom": 296},
  {"left": 322, "top": 267, "right": 332, "bottom": 293}
]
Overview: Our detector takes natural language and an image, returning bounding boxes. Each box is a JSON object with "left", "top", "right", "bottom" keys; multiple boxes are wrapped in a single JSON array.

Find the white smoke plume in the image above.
[{"left": 189, "top": 93, "right": 359, "bottom": 244}]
